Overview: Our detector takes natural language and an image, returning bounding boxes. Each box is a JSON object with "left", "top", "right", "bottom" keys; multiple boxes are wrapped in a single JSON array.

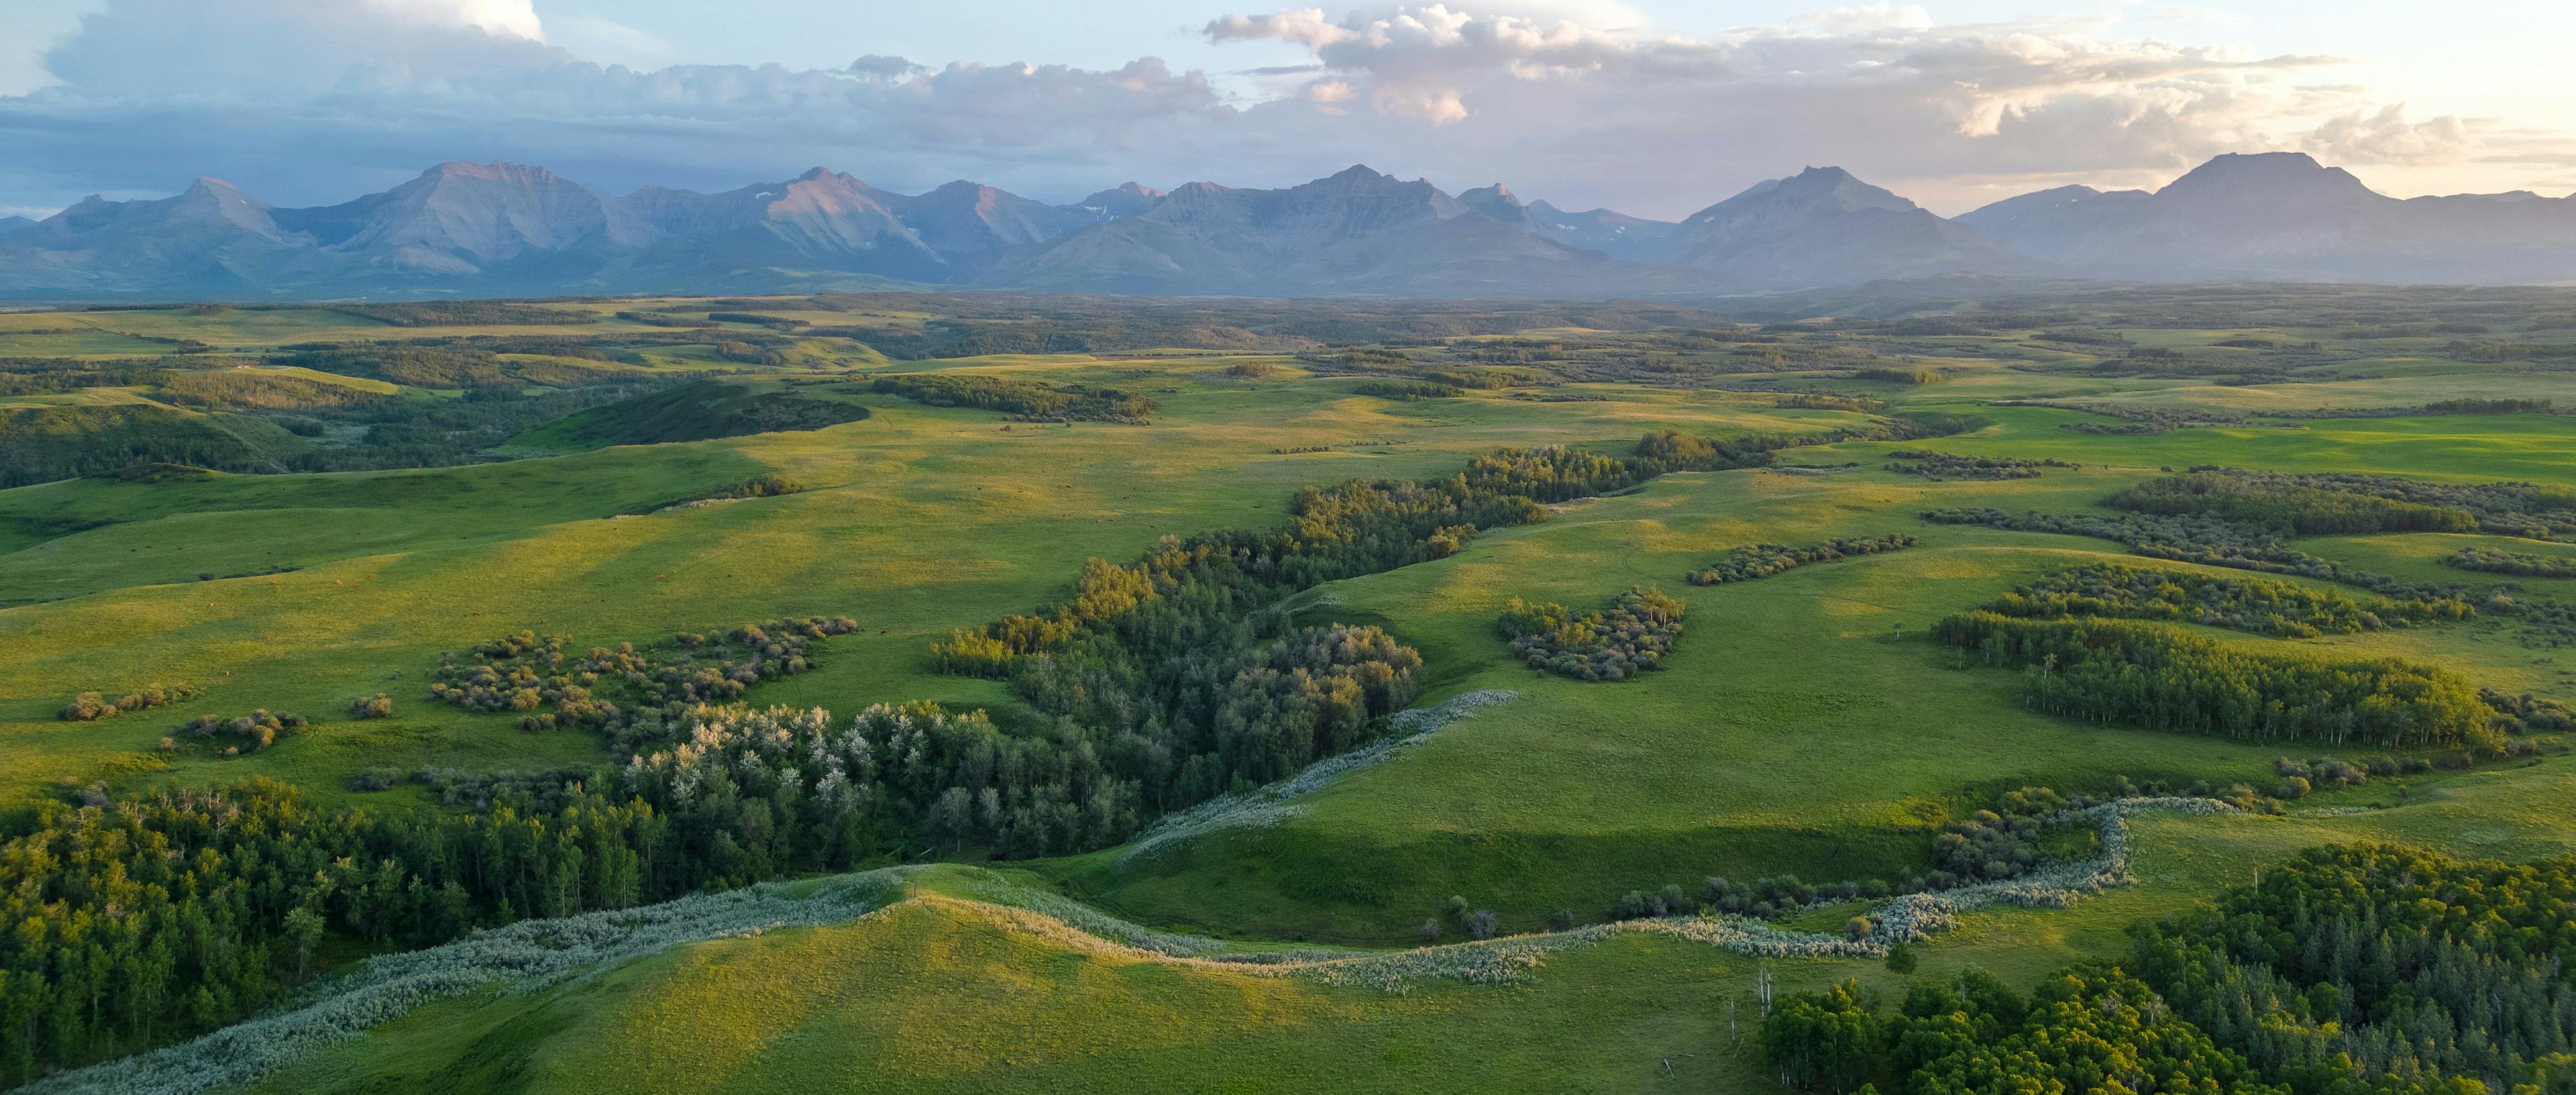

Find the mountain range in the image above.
[{"left": 4, "top": 152, "right": 2572, "bottom": 301}]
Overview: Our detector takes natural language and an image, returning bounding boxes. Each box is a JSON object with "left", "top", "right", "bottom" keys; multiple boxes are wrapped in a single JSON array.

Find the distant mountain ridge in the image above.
[
  {"left": 5, "top": 152, "right": 2572, "bottom": 301},
  {"left": 1958, "top": 152, "right": 2576, "bottom": 282}
]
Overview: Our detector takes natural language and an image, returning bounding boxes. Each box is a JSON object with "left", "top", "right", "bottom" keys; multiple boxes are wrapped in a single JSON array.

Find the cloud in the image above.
[
  {"left": 1188, "top": 3, "right": 2536, "bottom": 213},
  {"left": 1, "top": 0, "right": 1234, "bottom": 206},
  {"left": 1, "top": 0, "right": 2568, "bottom": 220},
  {"left": 2302, "top": 105, "right": 2473, "bottom": 166}
]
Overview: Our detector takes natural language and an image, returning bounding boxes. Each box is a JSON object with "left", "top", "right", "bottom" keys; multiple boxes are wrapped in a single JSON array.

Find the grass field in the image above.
[{"left": 6, "top": 292, "right": 2576, "bottom": 1094}]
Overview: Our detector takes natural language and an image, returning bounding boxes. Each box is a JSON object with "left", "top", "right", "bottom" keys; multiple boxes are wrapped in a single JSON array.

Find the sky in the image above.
[{"left": 2, "top": 0, "right": 2570, "bottom": 221}]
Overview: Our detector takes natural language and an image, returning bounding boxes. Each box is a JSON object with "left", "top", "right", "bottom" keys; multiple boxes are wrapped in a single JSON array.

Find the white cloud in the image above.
[
  {"left": 2302, "top": 104, "right": 2473, "bottom": 166},
  {"left": 1, "top": 0, "right": 2569, "bottom": 219}
]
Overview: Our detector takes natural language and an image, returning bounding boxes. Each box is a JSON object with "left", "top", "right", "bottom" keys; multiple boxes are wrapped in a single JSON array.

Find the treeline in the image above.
[
  {"left": 1499, "top": 586, "right": 1685, "bottom": 682},
  {"left": 2108, "top": 472, "right": 2478, "bottom": 536},
  {"left": 869, "top": 375, "right": 1156, "bottom": 423},
  {"left": 2129, "top": 845, "right": 2576, "bottom": 1095},
  {"left": 1687, "top": 534, "right": 1916, "bottom": 585},
  {"left": 1984, "top": 561, "right": 2469, "bottom": 638},
  {"left": 0, "top": 774, "right": 835, "bottom": 1081},
  {"left": 0, "top": 358, "right": 176, "bottom": 396},
  {"left": 1931, "top": 612, "right": 2500, "bottom": 750},
  {"left": 2446, "top": 545, "right": 2576, "bottom": 578},
  {"left": 1763, "top": 844, "right": 2576, "bottom": 1095},
  {"left": 1764, "top": 969, "right": 2279, "bottom": 1095}
]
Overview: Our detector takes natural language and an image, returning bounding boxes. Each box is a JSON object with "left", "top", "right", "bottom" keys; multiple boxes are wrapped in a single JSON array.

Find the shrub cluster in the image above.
[
  {"left": 1982, "top": 560, "right": 2469, "bottom": 638},
  {"left": 1930, "top": 787, "right": 2070, "bottom": 885},
  {"left": 1686, "top": 534, "right": 1917, "bottom": 585},
  {"left": 1499, "top": 585, "right": 1686, "bottom": 681},
  {"left": 1884, "top": 450, "right": 2072, "bottom": 480},
  {"left": 2445, "top": 545, "right": 2576, "bottom": 578},
  {"left": 1851, "top": 366, "right": 1941, "bottom": 384},
  {"left": 60, "top": 683, "right": 197, "bottom": 721},
  {"left": 426, "top": 618, "right": 857, "bottom": 720},
  {"left": 2482, "top": 688, "right": 2576, "bottom": 735},
  {"left": 168, "top": 709, "right": 307, "bottom": 755},
  {"left": 347, "top": 694, "right": 394, "bottom": 719}
]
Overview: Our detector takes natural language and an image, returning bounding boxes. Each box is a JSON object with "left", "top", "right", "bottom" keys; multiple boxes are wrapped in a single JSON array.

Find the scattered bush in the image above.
[
  {"left": 170, "top": 709, "right": 307, "bottom": 753},
  {"left": 60, "top": 682, "right": 197, "bottom": 721},
  {"left": 349, "top": 693, "right": 394, "bottom": 719}
]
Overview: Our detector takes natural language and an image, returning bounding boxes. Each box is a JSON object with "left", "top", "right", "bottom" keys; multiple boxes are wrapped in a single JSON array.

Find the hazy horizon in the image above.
[{"left": 4, "top": 0, "right": 2572, "bottom": 223}]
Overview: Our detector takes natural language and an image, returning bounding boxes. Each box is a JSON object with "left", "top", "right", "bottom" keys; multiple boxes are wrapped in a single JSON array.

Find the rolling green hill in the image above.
[{"left": 5, "top": 289, "right": 2576, "bottom": 1095}]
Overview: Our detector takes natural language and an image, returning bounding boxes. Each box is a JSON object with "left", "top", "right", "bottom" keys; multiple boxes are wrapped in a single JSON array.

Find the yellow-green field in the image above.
[{"left": 5, "top": 291, "right": 2576, "bottom": 1094}]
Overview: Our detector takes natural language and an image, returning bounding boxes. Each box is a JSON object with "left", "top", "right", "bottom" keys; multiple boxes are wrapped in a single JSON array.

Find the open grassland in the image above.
[{"left": 7, "top": 291, "right": 2576, "bottom": 1094}]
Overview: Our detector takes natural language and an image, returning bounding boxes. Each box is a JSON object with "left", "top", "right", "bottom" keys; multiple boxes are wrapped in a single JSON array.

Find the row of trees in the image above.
[
  {"left": 1687, "top": 535, "right": 1917, "bottom": 586},
  {"left": 1984, "top": 561, "right": 2469, "bottom": 638},
  {"left": 1931, "top": 612, "right": 2501, "bottom": 750}
]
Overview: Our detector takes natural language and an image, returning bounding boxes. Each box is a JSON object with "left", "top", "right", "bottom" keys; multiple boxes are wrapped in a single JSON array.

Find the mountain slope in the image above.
[
  {"left": 977, "top": 166, "right": 1728, "bottom": 296},
  {"left": 1666, "top": 166, "right": 2041, "bottom": 285},
  {"left": 1962, "top": 152, "right": 2576, "bottom": 281}
]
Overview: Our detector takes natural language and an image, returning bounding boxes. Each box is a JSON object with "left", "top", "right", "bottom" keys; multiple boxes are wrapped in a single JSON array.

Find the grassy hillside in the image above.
[
  {"left": 5, "top": 290, "right": 2576, "bottom": 1094},
  {"left": 506, "top": 379, "right": 871, "bottom": 451}
]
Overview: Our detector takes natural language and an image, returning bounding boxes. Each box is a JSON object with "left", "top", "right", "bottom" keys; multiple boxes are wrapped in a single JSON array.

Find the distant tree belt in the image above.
[
  {"left": 0, "top": 358, "right": 175, "bottom": 395},
  {"left": 1351, "top": 379, "right": 1462, "bottom": 400},
  {"left": 0, "top": 404, "right": 278, "bottom": 488},
  {"left": 1687, "top": 534, "right": 1916, "bottom": 585},
  {"left": 2108, "top": 468, "right": 2576, "bottom": 540},
  {"left": 1982, "top": 560, "right": 2471, "bottom": 637},
  {"left": 869, "top": 374, "right": 1156, "bottom": 421},
  {"left": 1930, "top": 612, "right": 2497, "bottom": 750},
  {"left": 336, "top": 302, "right": 598, "bottom": 327}
]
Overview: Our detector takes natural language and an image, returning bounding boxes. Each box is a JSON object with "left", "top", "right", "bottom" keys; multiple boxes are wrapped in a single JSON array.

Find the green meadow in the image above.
[{"left": 5, "top": 291, "right": 2576, "bottom": 1093}]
